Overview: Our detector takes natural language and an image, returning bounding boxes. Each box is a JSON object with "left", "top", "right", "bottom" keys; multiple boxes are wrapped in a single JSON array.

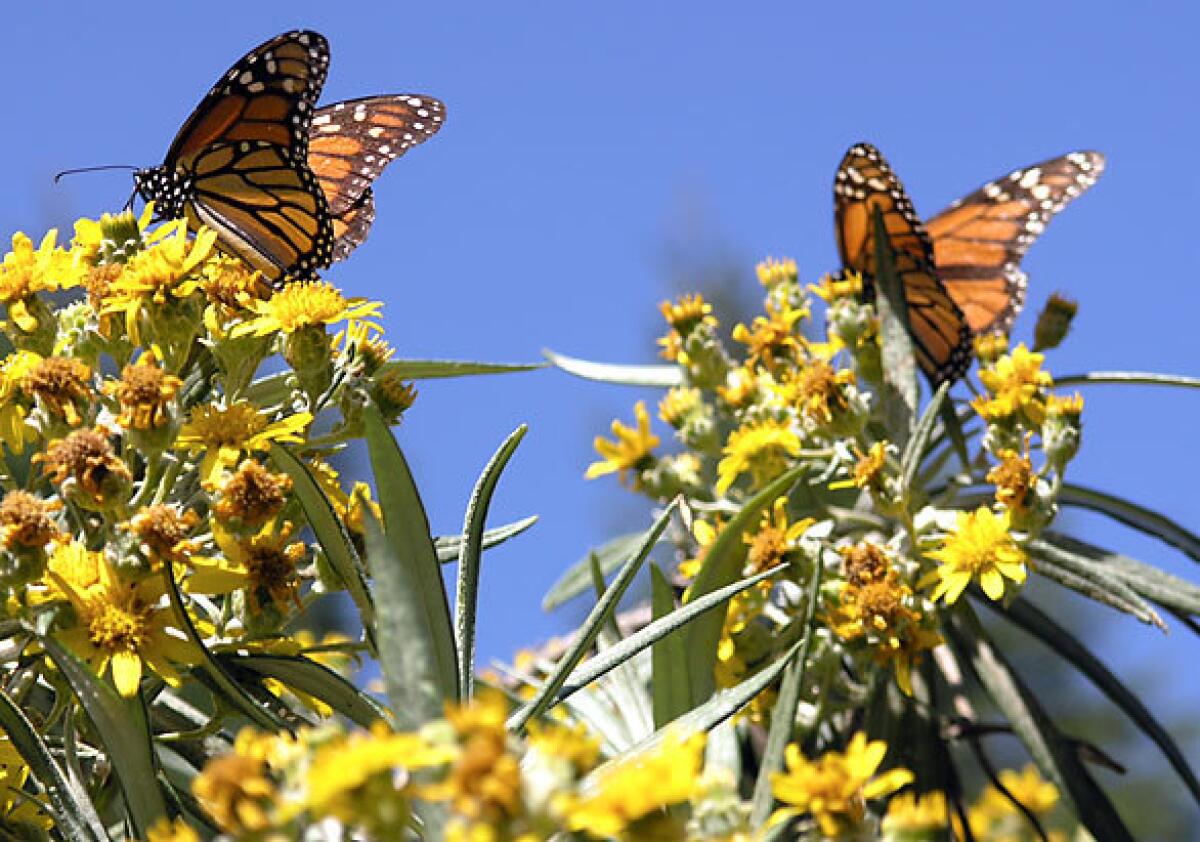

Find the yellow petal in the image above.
[
  {"left": 110, "top": 650, "right": 143, "bottom": 697},
  {"left": 979, "top": 568, "right": 1005, "bottom": 600}
]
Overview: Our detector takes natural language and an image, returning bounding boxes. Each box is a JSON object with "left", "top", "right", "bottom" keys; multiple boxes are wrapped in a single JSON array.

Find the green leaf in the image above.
[
  {"left": 359, "top": 507, "right": 441, "bottom": 728},
  {"left": 872, "top": 205, "right": 919, "bottom": 447},
  {"left": 985, "top": 595, "right": 1200, "bottom": 807},
  {"left": 456, "top": 425, "right": 527, "bottom": 698},
  {"left": 508, "top": 500, "right": 678, "bottom": 732},
  {"left": 1029, "top": 539, "right": 1165, "bottom": 629},
  {"left": 684, "top": 465, "right": 806, "bottom": 707},
  {"left": 749, "top": 555, "right": 824, "bottom": 827},
  {"left": 557, "top": 563, "right": 787, "bottom": 702},
  {"left": 222, "top": 653, "right": 389, "bottom": 729},
  {"left": 364, "top": 405, "right": 458, "bottom": 706},
  {"left": 40, "top": 636, "right": 167, "bottom": 837},
  {"left": 161, "top": 563, "right": 287, "bottom": 731},
  {"left": 1055, "top": 371, "right": 1200, "bottom": 390},
  {"left": 377, "top": 359, "right": 544, "bottom": 380},
  {"left": 435, "top": 515, "right": 539, "bottom": 562},
  {"left": 651, "top": 564, "right": 690, "bottom": 728},
  {"left": 0, "top": 688, "right": 106, "bottom": 841},
  {"left": 1058, "top": 483, "right": 1200, "bottom": 563},
  {"left": 544, "top": 530, "right": 664, "bottom": 610},
  {"left": 543, "top": 349, "right": 683, "bottom": 387},
  {"left": 243, "top": 371, "right": 291, "bottom": 406},
  {"left": 271, "top": 443, "right": 376, "bottom": 651},
  {"left": 900, "top": 380, "right": 951, "bottom": 497},
  {"left": 943, "top": 604, "right": 1134, "bottom": 841}
]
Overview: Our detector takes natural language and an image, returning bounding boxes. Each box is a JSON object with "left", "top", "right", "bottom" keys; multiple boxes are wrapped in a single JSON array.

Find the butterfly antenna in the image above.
[{"left": 53, "top": 164, "right": 138, "bottom": 185}]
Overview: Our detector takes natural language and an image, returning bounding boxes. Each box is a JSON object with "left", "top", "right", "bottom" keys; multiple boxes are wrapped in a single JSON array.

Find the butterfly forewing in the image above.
[
  {"left": 307, "top": 95, "right": 446, "bottom": 259},
  {"left": 834, "top": 143, "right": 972, "bottom": 386},
  {"left": 926, "top": 151, "right": 1105, "bottom": 335}
]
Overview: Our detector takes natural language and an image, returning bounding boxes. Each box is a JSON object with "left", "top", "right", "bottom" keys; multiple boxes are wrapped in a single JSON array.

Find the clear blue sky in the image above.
[{"left": 3, "top": 0, "right": 1195, "bottom": 789}]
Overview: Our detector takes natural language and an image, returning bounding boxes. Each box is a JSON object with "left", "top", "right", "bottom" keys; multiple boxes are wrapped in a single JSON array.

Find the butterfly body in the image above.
[{"left": 833, "top": 143, "right": 1104, "bottom": 384}]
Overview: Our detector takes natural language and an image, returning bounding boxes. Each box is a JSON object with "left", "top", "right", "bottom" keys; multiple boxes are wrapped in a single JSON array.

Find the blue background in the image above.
[{"left": 3, "top": 1, "right": 1195, "bottom": 824}]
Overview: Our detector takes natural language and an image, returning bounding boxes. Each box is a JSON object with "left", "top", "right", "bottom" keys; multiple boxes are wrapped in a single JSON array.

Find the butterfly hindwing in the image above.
[
  {"left": 308, "top": 95, "right": 446, "bottom": 259},
  {"left": 834, "top": 143, "right": 972, "bottom": 386},
  {"left": 926, "top": 151, "right": 1105, "bottom": 335}
]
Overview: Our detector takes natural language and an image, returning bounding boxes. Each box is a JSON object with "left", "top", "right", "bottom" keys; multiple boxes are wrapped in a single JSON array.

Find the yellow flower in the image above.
[
  {"left": 1045, "top": 391, "right": 1084, "bottom": 420},
  {"left": 210, "top": 520, "right": 306, "bottom": 612},
  {"left": 660, "top": 293, "right": 716, "bottom": 334},
  {"left": 745, "top": 497, "right": 812, "bottom": 574},
  {"left": 334, "top": 319, "right": 396, "bottom": 372},
  {"left": 809, "top": 271, "right": 863, "bottom": 303},
  {"left": 35, "top": 427, "right": 133, "bottom": 511},
  {"left": 104, "top": 353, "right": 182, "bottom": 431},
  {"left": 212, "top": 459, "right": 293, "bottom": 528},
  {"left": 144, "top": 817, "right": 201, "bottom": 842},
  {"left": 659, "top": 386, "right": 702, "bottom": 427},
  {"left": 0, "top": 350, "right": 42, "bottom": 451},
  {"left": 831, "top": 441, "right": 890, "bottom": 492},
  {"left": 0, "top": 734, "right": 52, "bottom": 830},
  {"left": 756, "top": 256, "right": 799, "bottom": 287},
  {"left": 25, "top": 356, "right": 93, "bottom": 427},
  {"left": 0, "top": 490, "right": 63, "bottom": 551},
  {"left": 101, "top": 220, "right": 216, "bottom": 342},
  {"left": 127, "top": 504, "right": 201, "bottom": 563},
  {"left": 926, "top": 507, "right": 1027, "bottom": 604},
  {"left": 233, "top": 280, "right": 383, "bottom": 337},
  {"left": 717, "top": 364, "right": 760, "bottom": 409},
  {"left": 585, "top": 401, "right": 659, "bottom": 488},
  {"left": 732, "top": 300, "right": 807, "bottom": 371},
  {"left": 715, "top": 418, "right": 800, "bottom": 495},
  {"left": 987, "top": 442, "right": 1034, "bottom": 512},
  {"left": 977, "top": 343, "right": 1053, "bottom": 426},
  {"left": 176, "top": 401, "right": 311, "bottom": 486},
  {"left": 769, "top": 732, "right": 913, "bottom": 837},
  {"left": 565, "top": 730, "right": 705, "bottom": 839},
  {"left": 973, "top": 332, "right": 1009, "bottom": 366},
  {"left": 882, "top": 790, "right": 953, "bottom": 836},
  {"left": 193, "top": 729, "right": 279, "bottom": 834},
  {"left": 968, "top": 764, "right": 1061, "bottom": 839},
  {"left": 46, "top": 547, "right": 200, "bottom": 696},
  {"left": 0, "top": 230, "right": 83, "bottom": 331},
  {"left": 790, "top": 358, "right": 857, "bottom": 427}
]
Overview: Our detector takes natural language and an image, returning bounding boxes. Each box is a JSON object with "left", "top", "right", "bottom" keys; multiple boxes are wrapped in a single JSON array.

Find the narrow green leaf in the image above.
[
  {"left": 1055, "top": 371, "right": 1200, "bottom": 390},
  {"left": 684, "top": 465, "right": 806, "bottom": 707},
  {"left": 40, "top": 636, "right": 167, "bottom": 837},
  {"left": 985, "top": 595, "right": 1200, "bottom": 806},
  {"left": 900, "top": 380, "right": 951, "bottom": 496},
  {"left": 435, "top": 515, "right": 539, "bottom": 562},
  {"left": 943, "top": 605, "right": 1134, "bottom": 841},
  {"left": 222, "top": 653, "right": 389, "bottom": 729},
  {"left": 271, "top": 444, "right": 376, "bottom": 651},
  {"left": 1029, "top": 540, "right": 1165, "bottom": 629},
  {"left": 558, "top": 563, "right": 787, "bottom": 701},
  {"left": 508, "top": 501, "right": 678, "bottom": 732},
  {"left": 651, "top": 564, "right": 690, "bottom": 728},
  {"left": 543, "top": 349, "right": 683, "bottom": 387},
  {"left": 456, "top": 425, "right": 527, "bottom": 698},
  {"left": 872, "top": 205, "right": 919, "bottom": 447},
  {"left": 749, "top": 556, "right": 824, "bottom": 826},
  {"left": 364, "top": 405, "right": 458, "bottom": 704},
  {"left": 243, "top": 371, "right": 291, "bottom": 407},
  {"left": 377, "top": 359, "right": 544, "bottom": 380},
  {"left": 544, "top": 530, "right": 664, "bottom": 610},
  {"left": 1058, "top": 483, "right": 1200, "bottom": 563},
  {"left": 0, "top": 688, "right": 106, "bottom": 841},
  {"left": 362, "top": 508, "right": 444, "bottom": 728}
]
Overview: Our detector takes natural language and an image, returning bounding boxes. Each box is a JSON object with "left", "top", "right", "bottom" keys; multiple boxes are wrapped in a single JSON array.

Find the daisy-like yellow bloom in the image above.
[
  {"left": 0, "top": 350, "right": 42, "bottom": 451},
  {"left": 831, "top": 441, "right": 890, "bottom": 492},
  {"left": 105, "top": 353, "right": 182, "bottom": 431},
  {"left": 0, "top": 230, "right": 84, "bottom": 332},
  {"left": 658, "top": 385, "right": 702, "bottom": 428},
  {"left": 769, "top": 732, "right": 914, "bottom": 837},
  {"left": 1045, "top": 391, "right": 1084, "bottom": 420},
  {"left": 46, "top": 547, "right": 199, "bottom": 696},
  {"left": 201, "top": 253, "right": 267, "bottom": 310},
  {"left": 25, "top": 356, "right": 93, "bottom": 427},
  {"left": 731, "top": 300, "right": 807, "bottom": 371},
  {"left": 233, "top": 280, "right": 383, "bottom": 337},
  {"left": 127, "top": 504, "right": 201, "bottom": 563},
  {"left": 101, "top": 220, "right": 217, "bottom": 343},
  {"left": 717, "top": 363, "right": 760, "bottom": 409},
  {"left": 334, "top": 319, "right": 396, "bottom": 372},
  {"left": 565, "top": 729, "right": 705, "bottom": 839},
  {"left": 372, "top": 370, "right": 419, "bottom": 417},
  {"left": 716, "top": 418, "right": 800, "bottom": 495},
  {"left": 301, "top": 723, "right": 455, "bottom": 831},
  {"left": 70, "top": 206, "right": 155, "bottom": 265},
  {"left": 756, "top": 256, "right": 799, "bottom": 288},
  {"left": 211, "top": 520, "right": 306, "bottom": 612},
  {"left": 790, "top": 358, "right": 857, "bottom": 427},
  {"left": 926, "top": 507, "right": 1027, "bottom": 604},
  {"left": 809, "top": 271, "right": 863, "bottom": 303},
  {"left": 839, "top": 541, "right": 892, "bottom": 586},
  {"left": 987, "top": 442, "right": 1034, "bottom": 513},
  {"left": 176, "top": 401, "right": 311, "bottom": 486},
  {"left": 585, "top": 401, "right": 659, "bottom": 488},
  {"left": 0, "top": 489, "right": 63, "bottom": 551},
  {"left": 193, "top": 728, "right": 280, "bottom": 835},
  {"left": 35, "top": 427, "right": 133, "bottom": 511},
  {"left": 660, "top": 293, "right": 716, "bottom": 334},
  {"left": 882, "top": 790, "right": 954, "bottom": 838},
  {"left": 969, "top": 764, "right": 1062, "bottom": 840},
  {"left": 745, "top": 497, "right": 813, "bottom": 574},
  {"left": 212, "top": 459, "right": 293, "bottom": 529},
  {"left": 977, "top": 343, "right": 1053, "bottom": 426}
]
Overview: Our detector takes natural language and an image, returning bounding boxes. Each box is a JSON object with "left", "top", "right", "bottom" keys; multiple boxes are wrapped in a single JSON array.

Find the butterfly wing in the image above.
[
  {"left": 308, "top": 95, "right": 446, "bottom": 259},
  {"left": 834, "top": 143, "right": 972, "bottom": 386},
  {"left": 926, "top": 151, "right": 1105, "bottom": 335}
]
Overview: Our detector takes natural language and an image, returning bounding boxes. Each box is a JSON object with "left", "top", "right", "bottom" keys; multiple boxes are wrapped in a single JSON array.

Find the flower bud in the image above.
[{"left": 1033, "top": 293, "right": 1078, "bottom": 352}]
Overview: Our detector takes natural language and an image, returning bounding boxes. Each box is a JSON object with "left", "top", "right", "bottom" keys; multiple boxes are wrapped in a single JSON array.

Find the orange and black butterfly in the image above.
[
  {"left": 134, "top": 31, "right": 334, "bottom": 282},
  {"left": 834, "top": 143, "right": 1104, "bottom": 384},
  {"left": 308, "top": 95, "right": 445, "bottom": 262}
]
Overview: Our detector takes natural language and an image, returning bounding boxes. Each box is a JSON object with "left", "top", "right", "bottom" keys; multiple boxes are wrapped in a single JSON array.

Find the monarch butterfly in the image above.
[
  {"left": 308, "top": 95, "right": 446, "bottom": 261},
  {"left": 834, "top": 143, "right": 1105, "bottom": 383},
  {"left": 835, "top": 143, "right": 973, "bottom": 385},
  {"left": 133, "top": 30, "right": 334, "bottom": 283}
]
